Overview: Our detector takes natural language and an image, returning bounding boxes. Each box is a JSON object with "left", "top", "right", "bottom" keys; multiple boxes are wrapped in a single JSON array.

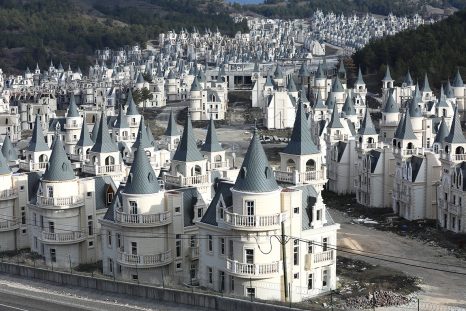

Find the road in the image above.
[
  {"left": 330, "top": 208, "right": 466, "bottom": 308},
  {"left": 0, "top": 273, "right": 204, "bottom": 311}
]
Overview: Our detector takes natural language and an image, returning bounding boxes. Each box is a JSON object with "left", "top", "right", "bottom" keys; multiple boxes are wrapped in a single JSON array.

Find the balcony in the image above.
[
  {"left": 19, "top": 161, "right": 48, "bottom": 172},
  {"left": 117, "top": 249, "right": 172, "bottom": 267},
  {"left": 304, "top": 250, "right": 335, "bottom": 270},
  {"left": 36, "top": 195, "right": 84, "bottom": 208},
  {"left": 226, "top": 259, "right": 281, "bottom": 279},
  {"left": 274, "top": 170, "right": 293, "bottom": 183},
  {"left": 0, "top": 219, "right": 20, "bottom": 232},
  {"left": 40, "top": 231, "right": 86, "bottom": 244},
  {"left": 70, "top": 154, "right": 90, "bottom": 162},
  {"left": 298, "top": 170, "right": 324, "bottom": 184},
  {"left": 439, "top": 151, "right": 466, "bottom": 162},
  {"left": 189, "top": 246, "right": 199, "bottom": 260},
  {"left": 82, "top": 164, "right": 123, "bottom": 175},
  {"left": 223, "top": 210, "right": 285, "bottom": 231},
  {"left": 325, "top": 133, "right": 349, "bottom": 142},
  {"left": 208, "top": 160, "right": 229, "bottom": 170},
  {"left": 393, "top": 147, "right": 425, "bottom": 157},
  {"left": 115, "top": 209, "right": 171, "bottom": 227},
  {"left": 64, "top": 122, "right": 81, "bottom": 130},
  {"left": 164, "top": 174, "right": 210, "bottom": 187},
  {"left": 0, "top": 189, "right": 18, "bottom": 200}
]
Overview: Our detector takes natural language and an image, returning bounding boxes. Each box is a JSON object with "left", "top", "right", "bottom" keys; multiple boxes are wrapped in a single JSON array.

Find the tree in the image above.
[{"left": 132, "top": 87, "right": 153, "bottom": 105}]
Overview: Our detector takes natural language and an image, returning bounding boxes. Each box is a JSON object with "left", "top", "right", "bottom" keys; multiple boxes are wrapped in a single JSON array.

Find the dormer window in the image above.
[
  {"left": 240, "top": 167, "right": 247, "bottom": 179},
  {"left": 265, "top": 167, "right": 272, "bottom": 178}
]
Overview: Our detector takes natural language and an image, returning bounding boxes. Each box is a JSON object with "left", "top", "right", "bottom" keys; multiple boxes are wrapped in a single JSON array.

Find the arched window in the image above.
[
  {"left": 407, "top": 142, "right": 414, "bottom": 150},
  {"left": 306, "top": 159, "right": 316, "bottom": 171},
  {"left": 214, "top": 155, "right": 222, "bottom": 162},
  {"left": 39, "top": 154, "right": 48, "bottom": 163},
  {"left": 286, "top": 159, "right": 296, "bottom": 172},
  {"left": 456, "top": 146, "right": 464, "bottom": 155},
  {"left": 105, "top": 156, "right": 115, "bottom": 166}
]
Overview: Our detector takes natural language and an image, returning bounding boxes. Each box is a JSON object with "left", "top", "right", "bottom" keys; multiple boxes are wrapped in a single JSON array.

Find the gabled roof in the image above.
[
  {"left": 201, "top": 118, "right": 223, "bottom": 153},
  {"left": 394, "top": 110, "right": 417, "bottom": 140},
  {"left": 200, "top": 180, "right": 234, "bottom": 227},
  {"left": 126, "top": 90, "right": 139, "bottom": 116},
  {"left": 165, "top": 110, "right": 179, "bottom": 136},
  {"left": 327, "top": 104, "right": 344, "bottom": 129},
  {"left": 283, "top": 101, "right": 319, "bottom": 155},
  {"left": 382, "top": 65, "right": 393, "bottom": 81},
  {"left": 355, "top": 67, "right": 365, "bottom": 85},
  {"left": 124, "top": 146, "right": 160, "bottom": 194},
  {"left": 0, "top": 146, "right": 11, "bottom": 175},
  {"left": 91, "top": 112, "right": 118, "bottom": 153},
  {"left": 43, "top": 137, "right": 75, "bottom": 182},
  {"left": 434, "top": 118, "right": 449, "bottom": 143},
  {"left": 452, "top": 69, "right": 464, "bottom": 87},
  {"left": 233, "top": 128, "right": 279, "bottom": 193},
  {"left": 28, "top": 116, "right": 49, "bottom": 152},
  {"left": 114, "top": 104, "right": 129, "bottom": 128},
  {"left": 136, "top": 72, "right": 145, "bottom": 83},
  {"left": 66, "top": 94, "right": 79, "bottom": 118},
  {"left": 422, "top": 73, "right": 432, "bottom": 93},
  {"left": 445, "top": 106, "right": 466, "bottom": 144},
  {"left": 383, "top": 91, "right": 399, "bottom": 113},
  {"left": 342, "top": 95, "right": 356, "bottom": 116},
  {"left": 172, "top": 114, "right": 203, "bottom": 162},
  {"left": 358, "top": 108, "right": 377, "bottom": 136},
  {"left": 132, "top": 117, "right": 153, "bottom": 150},
  {"left": 1, "top": 135, "right": 17, "bottom": 161},
  {"left": 77, "top": 119, "right": 93, "bottom": 148},
  {"left": 103, "top": 186, "right": 122, "bottom": 222}
]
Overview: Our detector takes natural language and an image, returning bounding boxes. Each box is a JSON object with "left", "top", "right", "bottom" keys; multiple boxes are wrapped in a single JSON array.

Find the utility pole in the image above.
[{"left": 281, "top": 221, "right": 288, "bottom": 302}]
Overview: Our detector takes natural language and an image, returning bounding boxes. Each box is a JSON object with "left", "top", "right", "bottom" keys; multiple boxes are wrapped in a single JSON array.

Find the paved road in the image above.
[{"left": 0, "top": 291, "right": 90, "bottom": 311}]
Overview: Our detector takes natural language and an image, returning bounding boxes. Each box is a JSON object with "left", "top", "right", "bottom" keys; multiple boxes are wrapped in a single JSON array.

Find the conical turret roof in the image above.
[
  {"left": 1, "top": 135, "right": 17, "bottom": 161},
  {"left": 76, "top": 121, "right": 93, "bottom": 147},
  {"left": 355, "top": 67, "right": 365, "bottom": 85},
  {"left": 146, "top": 121, "right": 156, "bottom": 147},
  {"left": 434, "top": 118, "right": 449, "bottom": 143},
  {"left": 91, "top": 112, "right": 118, "bottom": 153},
  {"left": 436, "top": 85, "right": 449, "bottom": 108},
  {"left": 133, "top": 117, "right": 152, "bottom": 150},
  {"left": 383, "top": 91, "right": 399, "bottom": 113},
  {"left": 394, "top": 110, "right": 417, "bottom": 140},
  {"left": 452, "top": 69, "right": 464, "bottom": 87},
  {"left": 126, "top": 90, "right": 139, "bottom": 116},
  {"left": 0, "top": 145, "right": 10, "bottom": 175},
  {"left": 283, "top": 101, "right": 319, "bottom": 155},
  {"left": 172, "top": 114, "right": 203, "bottom": 162},
  {"left": 403, "top": 70, "right": 413, "bottom": 86},
  {"left": 67, "top": 94, "right": 79, "bottom": 118},
  {"left": 383, "top": 65, "right": 393, "bottom": 81},
  {"left": 445, "top": 106, "right": 466, "bottom": 144},
  {"left": 43, "top": 137, "right": 75, "bottom": 181},
  {"left": 342, "top": 95, "right": 356, "bottom": 116},
  {"left": 327, "top": 104, "right": 343, "bottom": 129},
  {"left": 91, "top": 113, "right": 101, "bottom": 142},
  {"left": 201, "top": 118, "right": 223, "bottom": 152},
  {"left": 315, "top": 63, "right": 325, "bottom": 79},
  {"left": 28, "top": 115, "right": 49, "bottom": 152},
  {"left": 124, "top": 146, "right": 160, "bottom": 195},
  {"left": 165, "top": 110, "right": 179, "bottom": 137},
  {"left": 114, "top": 104, "right": 129, "bottom": 128},
  {"left": 190, "top": 76, "right": 202, "bottom": 91},
  {"left": 358, "top": 108, "right": 377, "bottom": 135},
  {"left": 422, "top": 73, "right": 432, "bottom": 93},
  {"left": 233, "top": 128, "right": 279, "bottom": 193},
  {"left": 287, "top": 77, "right": 298, "bottom": 92},
  {"left": 331, "top": 77, "right": 344, "bottom": 93}
]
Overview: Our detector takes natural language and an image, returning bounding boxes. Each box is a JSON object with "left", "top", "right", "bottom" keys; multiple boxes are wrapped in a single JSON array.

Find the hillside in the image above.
[
  {"left": 241, "top": 0, "right": 466, "bottom": 18},
  {"left": 0, "top": 0, "right": 248, "bottom": 74},
  {"left": 352, "top": 9, "right": 466, "bottom": 89}
]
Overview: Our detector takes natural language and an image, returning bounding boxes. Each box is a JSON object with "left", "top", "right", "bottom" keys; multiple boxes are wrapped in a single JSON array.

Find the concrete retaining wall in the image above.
[{"left": 0, "top": 262, "right": 304, "bottom": 311}]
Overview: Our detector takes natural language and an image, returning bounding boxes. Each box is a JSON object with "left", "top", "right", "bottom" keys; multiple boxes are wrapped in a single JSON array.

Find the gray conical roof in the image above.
[
  {"left": 172, "top": 114, "right": 203, "bottom": 162},
  {"left": 124, "top": 146, "right": 160, "bottom": 195},
  {"left": 355, "top": 67, "right": 365, "bottom": 85},
  {"left": 91, "top": 113, "right": 101, "bottom": 142},
  {"left": 133, "top": 117, "right": 152, "bottom": 150},
  {"left": 201, "top": 118, "right": 223, "bottom": 152},
  {"left": 445, "top": 106, "right": 466, "bottom": 144},
  {"left": 1, "top": 135, "right": 17, "bottom": 161},
  {"left": 233, "top": 128, "right": 279, "bottom": 193},
  {"left": 452, "top": 69, "right": 464, "bottom": 87},
  {"left": 358, "top": 109, "right": 377, "bottom": 135},
  {"left": 67, "top": 95, "right": 79, "bottom": 118},
  {"left": 126, "top": 90, "right": 139, "bottom": 116},
  {"left": 43, "top": 137, "right": 75, "bottom": 181},
  {"left": 434, "top": 118, "right": 449, "bottom": 143},
  {"left": 114, "top": 104, "right": 129, "bottom": 128},
  {"left": 136, "top": 72, "right": 145, "bottom": 84},
  {"left": 342, "top": 95, "right": 356, "bottom": 116},
  {"left": 165, "top": 110, "right": 178, "bottom": 136},
  {"left": 190, "top": 76, "right": 202, "bottom": 91},
  {"left": 422, "top": 73, "right": 432, "bottom": 92},
  {"left": 325, "top": 92, "right": 336, "bottom": 110},
  {"left": 146, "top": 121, "right": 157, "bottom": 147},
  {"left": 445, "top": 80, "right": 455, "bottom": 98},
  {"left": 91, "top": 113, "right": 118, "bottom": 153},
  {"left": 394, "top": 110, "right": 417, "bottom": 140},
  {"left": 383, "top": 91, "right": 399, "bottom": 113},
  {"left": 298, "top": 63, "right": 311, "bottom": 77},
  {"left": 315, "top": 63, "right": 325, "bottom": 79},
  {"left": 436, "top": 86, "right": 449, "bottom": 108},
  {"left": 265, "top": 75, "right": 274, "bottom": 87},
  {"left": 0, "top": 145, "right": 10, "bottom": 175},
  {"left": 28, "top": 116, "right": 50, "bottom": 152},
  {"left": 274, "top": 65, "right": 284, "bottom": 79},
  {"left": 383, "top": 66, "right": 393, "bottom": 81},
  {"left": 287, "top": 78, "right": 298, "bottom": 92},
  {"left": 408, "top": 86, "right": 422, "bottom": 117},
  {"left": 313, "top": 92, "right": 326, "bottom": 109},
  {"left": 331, "top": 77, "right": 344, "bottom": 93},
  {"left": 283, "top": 101, "right": 319, "bottom": 155},
  {"left": 76, "top": 122, "right": 93, "bottom": 147},
  {"left": 327, "top": 104, "right": 343, "bottom": 129},
  {"left": 403, "top": 70, "right": 413, "bottom": 86}
]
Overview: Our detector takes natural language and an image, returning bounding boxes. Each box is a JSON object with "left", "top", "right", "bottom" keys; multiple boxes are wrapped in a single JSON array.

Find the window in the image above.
[
  {"left": 293, "top": 240, "right": 299, "bottom": 265},
  {"left": 33, "top": 213, "right": 36, "bottom": 226},
  {"left": 175, "top": 206, "right": 181, "bottom": 213},
  {"left": 107, "top": 193, "right": 113, "bottom": 204},
  {"left": 88, "top": 218, "right": 93, "bottom": 236},
  {"left": 245, "top": 249, "right": 254, "bottom": 264},
  {"left": 130, "top": 201, "right": 138, "bottom": 214},
  {"left": 47, "top": 186, "right": 53, "bottom": 197},
  {"left": 207, "top": 235, "right": 213, "bottom": 252},
  {"left": 246, "top": 288, "right": 255, "bottom": 299},
  {"left": 308, "top": 274, "right": 313, "bottom": 290},
  {"left": 219, "top": 271, "right": 225, "bottom": 292},
  {"left": 132, "top": 274, "right": 138, "bottom": 281},
  {"left": 322, "top": 270, "right": 328, "bottom": 287},
  {"left": 294, "top": 273, "right": 299, "bottom": 279},
  {"left": 50, "top": 249, "right": 56, "bottom": 262},
  {"left": 246, "top": 201, "right": 255, "bottom": 215},
  {"left": 208, "top": 267, "right": 213, "bottom": 284},
  {"left": 230, "top": 276, "right": 235, "bottom": 291},
  {"left": 294, "top": 207, "right": 299, "bottom": 214},
  {"left": 322, "top": 238, "right": 328, "bottom": 252},
  {"left": 21, "top": 207, "right": 26, "bottom": 225},
  {"left": 49, "top": 222, "right": 55, "bottom": 233},
  {"left": 308, "top": 242, "right": 313, "bottom": 253},
  {"left": 117, "top": 233, "right": 121, "bottom": 249},
  {"left": 176, "top": 262, "right": 182, "bottom": 270},
  {"left": 316, "top": 210, "right": 321, "bottom": 221},
  {"left": 219, "top": 208, "right": 224, "bottom": 219},
  {"left": 108, "top": 258, "right": 113, "bottom": 273},
  {"left": 88, "top": 241, "right": 94, "bottom": 247},
  {"left": 107, "top": 231, "right": 112, "bottom": 247},
  {"left": 34, "top": 237, "right": 38, "bottom": 249},
  {"left": 190, "top": 235, "right": 196, "bottom": 248},
  {"left": 220, "top": 238, "right": 225, "bottom": 255},
  {"left": 131, "top": 242, "right": 137, "bottom": 255},
  {"left": 176, "top": 235, "right": 181, "bottom": 257},
  {"left": 197, "top": 208, "right": 203, "bottom": 218}
]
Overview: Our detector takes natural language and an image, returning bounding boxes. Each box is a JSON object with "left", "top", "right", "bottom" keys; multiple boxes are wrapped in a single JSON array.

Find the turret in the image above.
[
  {"left": 64, "top": 95, "right": 82, "bottom": 154},
  {"left": 21, "top": 115, "right": 51, "bottom": 172},
  {"left": 201, "top": 118, "right": 227, "bottom": 170},
  {"left": 356, "top": 109, "right": 378, "bottom": 151},
  {"left": 163, "top": 110, "right": 180, "bottom": 151}
]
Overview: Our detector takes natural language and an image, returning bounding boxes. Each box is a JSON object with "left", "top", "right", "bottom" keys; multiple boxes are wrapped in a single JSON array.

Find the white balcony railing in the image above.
[
  {"left": 19, "top": 161, "right": 48, "bottom": 172},
  {"left": 117, "top": 249, "right": 172, "bottom": 267},
  {"left": 64, "top": 122, "right": 81, "bottom": 130},
  {"left": 439, "top": 151, "right": 466, "bottom": 162},
  {"left": 115, "top": 209, "right": 171, "bottom": 226},
  {"left": 208, "top": 160, "right": 229, "bottom": 170},
  {"left": 223, "top": 210, "right": 284, "bottom": 230},
  {"left": 0, "top": 219, "right": 19, "bottom": 231},
  {"left": 82, "top": 164, "right": 123, "bottom": 175},
  {"left": 305, "top": 250, "right": 335, "bottom": 270},
  {"left": 0, "top": 189, "right": 18, "bottom": 200},
  {"left": 36, "top": 195, "right": 83, "bottom": 208},
  {"left": 226, "top": 259, "right": 281, "bottom": 278},
  {"left": 40, "top": 231, "right": 85, "bottom": 244},
  {"left": 164, "top": 174, "right": 210, "bottom": 187}
]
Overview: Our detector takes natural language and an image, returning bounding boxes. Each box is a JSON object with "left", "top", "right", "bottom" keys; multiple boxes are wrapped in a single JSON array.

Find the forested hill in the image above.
[
  {"left": 0, "top": 0, "right": 249, "bottom": 73},
  {"left": 239, "top": 0, "right": 466, "bottom": 18},
  {"left": 352, "top": 9, "right": 466, "bottom": 88}
]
